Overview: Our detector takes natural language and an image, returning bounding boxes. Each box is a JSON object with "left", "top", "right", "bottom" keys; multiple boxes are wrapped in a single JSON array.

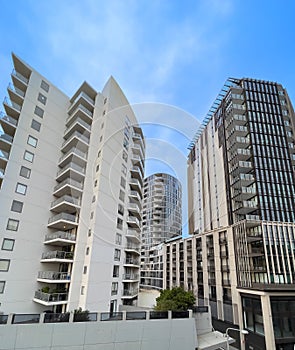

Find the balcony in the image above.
[
  {"left": 245, "top": 214, "right": 260, "bottom": 221},
  {"left": 122, "top": 274, "right": 139, "bottom": 281},
  {"left": 56, "top": 162, "right": 85, "bottom": 182},
  {"left": 67, "top": 104, "right": 93, "bottom": 126},
  {"left": 0, "top": 149, "right": 9, "bottom": 164},
  {"left": 58, "top": 147, "right": 87, "bottom": 168},
  {"left": 64, "top": 117, "right": 91, "bottom": 139},
  {"left": 44, "top": 231, "right": 76, "bottom": 246},
  {"left": 33, "top": 291, "right": 68, "bottom": 306},
  {"left": 47, "top": 212, "right": 78, "bottom": 229},
  {"left": 122, "top": 289, "right": 139, "bottom": 298},
  {"left": 130, "top": 165, "right": 144, "bottom": 179},
  {"left": 53, "top": 178, "right": 83, "bottom": 197},
  {"left": 248, "top": 247, "right": 264, "bottom": 257},
  {"left": 124, "top": 258, "right": 140, "bottom": 267},
  {"left": 128, "top": 202, "right": 141, "bottom": 217},
  {"left": 3, "top": 97, "right": 21, "bottom": 119},
  {"left": 132, "top": 143, "right": 144, "bottom": 159},
  {"left": 62, "top": 131, "right": 90, "bottom": 153},
  {"left": 128, "top": 190, "right": 141, "bottom": 203},
  {"left": 0, "top": 112, "right": 18, "bottom": 136},
  {"left": 125, "top": 244, "right": 140, "bottom": 254},
  {"left": 126, "top": 229, "right": 141, "bottom": 243},
  {"left": 41, "top": 250, "right": 74, "bottom": 262},
  {"left": 50, "top": 195, "right": 81, "bottom": 213},
  {"left": 8, "top": 82, "right": 25, "bottom": 106},
  {"left": 37, "top": 271, "right": 71, "bottom": 283},
  {"left": 11, "top": 69, "right": 29, "bottom": 86},
  {"left": 232, "top": 173, "right": 255, "bottom": 188},
  {"left": 127, "top": 216, "right": 140, "bottom": 229},
  {"left": 0, "top": 133, "right": 13, "bottom": 152},
  {"left": 234, "top": 200, "right": 258, "bottom": 214},
  {"left": 129, "top": 178, "right": 142, "bottom": 192}
]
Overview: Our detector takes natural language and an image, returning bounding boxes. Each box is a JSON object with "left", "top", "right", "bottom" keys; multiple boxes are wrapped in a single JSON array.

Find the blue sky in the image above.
[{"left": 0, "top": 0, "right": 295, "bottom": 234}]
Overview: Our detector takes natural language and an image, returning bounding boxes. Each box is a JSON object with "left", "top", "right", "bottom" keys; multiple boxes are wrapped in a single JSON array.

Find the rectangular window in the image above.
[
  {"left": 115, "top": 233, "right": 122, "bottom": 245},
  {"left": 0, "top": 281, "right": 5, "bottom": 294},
  {"left": 34, "top": 105, "right": 44, "bottom": 118},
  {"left": 86, "top": 247, "right": 90, "bottom": 255},
  {"left": 113, "top": 265, "right": 119, "bottom": 278},
  {"left": 0, "top": 259, "right": 10, "bottom": 272},
  {"left": 83, "top": 266, "right": 87, "bottom": 274},
  {"left": 114, "top": 249, "right": 121, "bottom": 261},
  {"left": 24, "top": 150, "right": 34, "bottom": 163},
  {"left": 2, "top": 239, "right": 15, "bottom": 251},
  {"left": 31, "top": 119, "right": 41, "bottom": 132},
  {"left": 122, "top": 151, "right": 128, "bottom": 162},
  {"left": 27, "top": 135, "right": 38, "bottom": 148},
  {"left": 120, "top": 177, "right": 126, "bottom": 189},
  {"left": 111, "top": 282, "right": 118, "bottom": 295},
  {"left": 11, "top": 200, "right": 23, "bottom": 213},
  {"left": 81, "top": 286, "right": 85, "bottom": 295},
  {"left": 119, "top": 190, "right": 125, "bottom": 202},
  {"left": 118, "top": 204, "right": 124, "bottom": 216},
  {"left": 16, "top": 183, "right": 27, "bottom": 195},
  {"left": 122, "top": 164, "right": 127, "bottom": 175},
  {"left": 19, "top": 166, "right": 31, "bottom": 179},
  {"left": 38, "top": 93, "right": 47, "bottom": 105},
  {"left": 40, "top": 80, "right": 50, "bottom": 92},
  {"left": 7, "top": 219, "right": 19, "bottom": 231},
  {"left": 117, "top": 218, "right": 123, "bottom": 230}
]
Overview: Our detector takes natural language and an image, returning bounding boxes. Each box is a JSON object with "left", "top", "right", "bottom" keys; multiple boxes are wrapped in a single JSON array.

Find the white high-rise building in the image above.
[{"left": 0, "top": 54, "right": 145, "bottom": 314}]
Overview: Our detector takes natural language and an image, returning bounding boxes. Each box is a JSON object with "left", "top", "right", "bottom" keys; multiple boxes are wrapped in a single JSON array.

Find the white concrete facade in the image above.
[{"left": 0, "top": 54, "right": 145, "bottom": 315}]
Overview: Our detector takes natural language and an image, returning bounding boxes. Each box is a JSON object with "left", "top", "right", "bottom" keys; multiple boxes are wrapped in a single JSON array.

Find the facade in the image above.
[
  {"left": 170, "top": 78, "right": 295, "bottom": 349},
  {"left": 140, "top": 173, "right": 182, "bottom": 290},
  {"left": 0, "top": 54, "right": 145, "bottom": 314}
]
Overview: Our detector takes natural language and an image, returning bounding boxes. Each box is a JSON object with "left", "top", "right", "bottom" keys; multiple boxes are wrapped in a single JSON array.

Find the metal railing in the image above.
[
  {"left": 12, "top": 314, "right": 40, "bottom": 324},
  {"left": 4, "top": 97, "right": 21, "bottom": 112},
  {"left": 0, "top": 149, "right": 9, "bottom": 160},
  {"left": 56, "top": 162, "right": 85, "bottom": 176},
  {"left": 68, "top": 104, "right": 93, "bottom": 118},
  {"left": 62, "top": 131, "right": 90, "bottom": 146},
  {"left": 34, "top": 291, "right": 68, "bottom": 302},
  {"left": 44, "top": 313, "right": 70, "bottom": 323},
  {"left": 37, "top": 271, "right": 71, "bottom": 280},
  {"left": 59, "top": 147, "right": 87, "bottom": 163},
  {"left": 12, "top": 69, "right": 29, "bottom": 84},
  {"left": 67, "top": 116, "right": 91, "bottom": 131},
  {"left": 51, "top": 195, "right": 80, "bottom": 208},
  {"left": 124, "top": 258, "right": 140, "bottom": 265},
  {"left": 45, "top": 231, "right": 76, "bottom": 242},
  {"left": 123, "top": 274, "right": 139, "bottom": 280},
  {"left": 48, "top": 212, "right": 78, "bottom": 225},
  {"left": 8, "top": 82, "right": 25, "bottom": 97},
  {"left": 0, "top": 133, "right": 13, "bottom": 143},
  {"left": 41, "top": 250, "right": 74, "bottom": 260}
]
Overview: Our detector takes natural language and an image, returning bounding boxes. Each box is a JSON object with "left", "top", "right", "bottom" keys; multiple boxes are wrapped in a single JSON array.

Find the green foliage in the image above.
[
  {"left": 73, "top": 307, "right": 90, "bottom": 321},
  {"left": 154, "top": 287, "right": 196, "bottom": 311}
]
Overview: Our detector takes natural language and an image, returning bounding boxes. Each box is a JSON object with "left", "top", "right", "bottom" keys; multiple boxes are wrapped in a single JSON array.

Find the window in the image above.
[
  {"left": 40, "top": 80, "right": 50, "bottom": 92},
  {"left": 81, "top": 286, "right": 85, "bottom": 295},
  {"left": 119, "top": 190, "right": 125, "bottom": 202},
  {"left": 31, "top": 119, "right": 41, "bottom": 132},
  {"left": 88, "top": 229, "right": 92, "bottom": 237},
  {"left": 103, "top": 98, "right": 107, "bottom": 104},
  {"left": 19, "top": 166, "right": 31, "bottom": 179},
  {"left": 7, "top": 219, "right": 19, "bottom": 231},
  {"left": 101, "top": 123, "right": 104, "bottom": 129},
  {"left": 115, "top": 233, "right": 122, "bottom": 245},
  {"left": 16, "top": 183, "right": 27, "bottom": 195},
  {"left": 114, "top": 249, "right": 121, "bottom": 261},
  {"left": 122, "top": 151, "right": 128, "bottom": 162},
  {"left": 24, "top": 150, "right": 34, "bottom": 163},
  {"left": 0, "top": 281, "right": 5, "bottom": 294},
  {"left": 113, "top": 265, "right": 119, "bottom": 278},
  {"left": 86, "top": 247, "right": 90, "bottom": 255},
  {"left": 99, "top": 135, "right": 103, "bottom": 142},
  {"left": 0, "top": 259, "right": 10, "bottom": 272},
  {"left": 2, "top": 239, "right": 15, "bottom": 251},
  {"left": 111, "top": 282, "right": 118, "bottom": 295},
  {"left": 122, "top": 164, "right": 127, "bottom": 175},
  {"left": 96, "top": 164, "right": 99, "bottom": 172},
  {"left": 27, "top": 135, "right": 38, "bottom": 148},
  {"left": 90, "top": 212, "right": 94, "bottom": 219},
  {"left": 123, "top": 138, "right": 129, "bottom": 150},
  {"left": 92, "top": 195, "right": 96, "bottom": 203},
  {"left": 38, "top": 93, "right": 47, "bottom": 105},
  {"left": 120, "top": 177, "right": 126, "bottom": 189},
  {"left": 118, "top": 204, "right": 124, "bottom": 216},
  {"left": 34, "top": 106, "right": 44, "bottom": 118},
  {"left": 117, "top": 218, "right": 123, "bottom": 230},
  {"left": 11, "top": 200, "right": 23, "bottom": 213},
  {"left": 98, "top": 150, "right": 101, "bottom": 157},
  {"left": 83, "top": 266, "right": 87, "bottom": 274}
]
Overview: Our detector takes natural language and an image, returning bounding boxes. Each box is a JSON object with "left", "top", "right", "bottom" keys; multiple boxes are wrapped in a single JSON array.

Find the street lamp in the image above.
[{"left": 225, "top": 327, "right": 249, "bottom": 350}]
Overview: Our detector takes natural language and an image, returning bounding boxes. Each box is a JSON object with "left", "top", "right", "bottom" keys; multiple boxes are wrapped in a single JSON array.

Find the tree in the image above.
[{"left": 154, "top": 287, "right": 195, "bottom": 311}]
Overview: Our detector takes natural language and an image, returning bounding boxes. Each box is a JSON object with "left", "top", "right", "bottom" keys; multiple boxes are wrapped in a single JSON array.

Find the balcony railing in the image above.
[
  {"left": 56, "top": 162, "right": 85, "bottom": 177},
  {"left": 59, "top": 147, "right": 87, "bottom": 164},
  {"left": 123, "top": 274, "right": 139, "bottom": 280},
  {"left": 37, "top": 271, "right": 71, "bottom": 280},
  {"left": 12, "top": 69, "right": 29, "bottom": 84},
  {"left": 62, "top": 131, "right": 90, "bottom": 147},
  {"left": 66, "top": 116, "right": 91, "bottom": 132},
  {"left": 0, "top": 112, "right": 18, "bottom": 126},
  {"left": 68, "top": 104, "right": 93, "bottom": 119},
  {"left": 48, "top": 213, "right": 78, "bottom": 225},
  {"left": 0, "top": 149, "right": 9, "bottom": 160},
  {"left": 125, "top": 244, "right": 140, "bottom": 252},
  {"left": 53, "top": 178, "right": 83, "bottom": 192},
  {"left": 34, "top": 290, "right": 68, "bottom": 302},
  {"left": 51, "top": 195, "right": 80, "bottom": 208},
  {"left": 0, "top": 133, "right": 13, "bottom": 143},
  {"left": 124, "top": 258, "right": 140, "bottom": 265},
  {"left": 41, "top": 250, "right": 74, "bottom": 260},
  {"left": 45, "top": 231, "right": 76, "bottom": 242},
  {"left": 122, "top": 289, "right": 139, "bottom": 296},
  {"left": 8, "top": 82, "right": 25, "bottom": 97},
  {"left": 4, "top": 97, "right": 21, "bottom": 112}
]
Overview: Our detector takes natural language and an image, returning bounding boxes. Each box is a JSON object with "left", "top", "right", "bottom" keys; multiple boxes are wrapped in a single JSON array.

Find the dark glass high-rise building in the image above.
[{"left": 176, "top": 78, "right": 295, "bottom": 349}]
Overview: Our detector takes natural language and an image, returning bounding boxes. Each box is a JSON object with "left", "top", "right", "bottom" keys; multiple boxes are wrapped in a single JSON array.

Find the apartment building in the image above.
[
  {"left": 140, "top": 173, "right": 181, "bottom": 290},
  {"left": 166, "top": 78, "right": 295, "bottom": 350},
  {"left": 0, "top": 54, "right": 145, "bottom": 314}
]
